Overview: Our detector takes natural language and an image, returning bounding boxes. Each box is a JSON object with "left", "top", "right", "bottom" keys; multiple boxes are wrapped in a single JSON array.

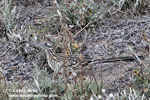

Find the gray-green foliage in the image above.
[
  {"left": 111, "top": 0, "right": 150, "bottom": 13},
  {"left": 40, "top": 0, "right": 107, "bottom": 33},
  {"left": 115, "top": 88, "right": 146, "bottom": 100},
  {"left": 0, "top": 0, "right": 22, "bottom": 41},
  {"left": 33, "top": 64, "right": 65, "bottom": 99},
  {"left": 90, "top": 88, "right": 146, "bottom": 100},
  {"left": 63, "top": 77, "right": 102, "bottom": 100},
  {"left": 0, "top": 0, "right": 18, "bottom": 32}
]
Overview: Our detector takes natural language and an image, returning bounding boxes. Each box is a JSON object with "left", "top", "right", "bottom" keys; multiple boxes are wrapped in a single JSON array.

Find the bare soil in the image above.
[{"left": 0, "top": 1, "right": 150, "bottom": 96}]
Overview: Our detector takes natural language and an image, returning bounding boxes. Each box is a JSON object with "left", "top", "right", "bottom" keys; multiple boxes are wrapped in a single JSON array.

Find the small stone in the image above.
[
  {"left": 8, "top": 69, "right": 13, "bottom": 73},
  {"left": 5, "top": 72, "right": 11, "bottom": 80},
  {"left": 19, "top": 72, "right": 24, "bottom": 75},
  {"left": 11, "top": 66, "right": 17, "bottom": 70}
]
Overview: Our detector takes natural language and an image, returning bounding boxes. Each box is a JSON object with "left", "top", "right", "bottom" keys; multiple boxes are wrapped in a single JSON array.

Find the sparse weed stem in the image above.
[
  {"left": 128, "top": 36, "right": 150, "bottom": 98},
  {"left": 1, "top": 0, "right": 150, "bottom": 100},
  {"left": 90, "top": 66, "right": 100, "bottom": 95},
  {"left": 100, "top": 65, "right": 103, "bottom": 95},
  {"left": 0, "top": 70, "right": 8, "bottom": 100}
]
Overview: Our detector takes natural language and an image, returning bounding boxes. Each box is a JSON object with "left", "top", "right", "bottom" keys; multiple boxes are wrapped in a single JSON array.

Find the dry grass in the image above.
[{"left": 0, "top": 0, "right": 150, "bottom": 100}]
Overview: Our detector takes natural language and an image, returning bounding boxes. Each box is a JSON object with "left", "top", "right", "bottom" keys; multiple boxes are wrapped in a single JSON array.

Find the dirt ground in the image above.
[{"left": 0, "top": 0, "right": 150, "bottom": 96}]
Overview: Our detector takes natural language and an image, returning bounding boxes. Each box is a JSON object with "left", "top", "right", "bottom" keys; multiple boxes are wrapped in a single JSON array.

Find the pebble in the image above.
[{"left": 0, "top": 6, "right": 150, "bottom": 95}]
